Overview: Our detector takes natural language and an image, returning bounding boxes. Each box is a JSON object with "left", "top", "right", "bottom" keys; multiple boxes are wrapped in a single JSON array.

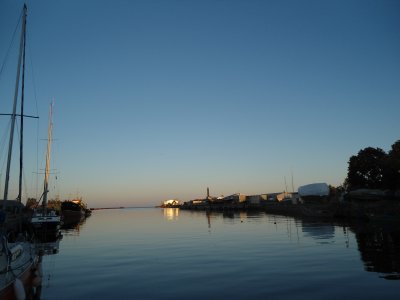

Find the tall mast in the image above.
[
  {"left": 291, "top": 170, "right": 295, "bottom": 194},
  {"left": 42, "top": 102, "right": 53, "bottom": 211},
  {"left": 3, "top": 4, "right": 27, "bottom": 205},
  {"left": 284, "top": 176, "right": 288, "bottom": 194},
  {"left": 18, "top": 3, "right": 28, "bottom": 202}
]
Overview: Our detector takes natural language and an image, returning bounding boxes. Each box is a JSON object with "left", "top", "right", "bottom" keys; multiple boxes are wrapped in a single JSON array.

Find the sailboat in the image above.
[
  {"left": 30, "top": 103, "right": 62, "bottom": 241},
  {"left": 0, "top": 4, "right": 39, "bottom": 299}
]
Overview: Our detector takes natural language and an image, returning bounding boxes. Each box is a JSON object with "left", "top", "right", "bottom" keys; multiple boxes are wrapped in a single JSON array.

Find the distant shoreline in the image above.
[
  {"left": 90, "top": 206, "right": 154, "bottom": 210},
  {"left": 90, "top": 207, "right": 125, "bottom": 210}
]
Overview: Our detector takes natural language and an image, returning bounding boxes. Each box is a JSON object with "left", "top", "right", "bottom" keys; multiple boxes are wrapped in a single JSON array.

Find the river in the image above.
[{"left": 36, "top": 208, "right": 399, "bottom": 299}]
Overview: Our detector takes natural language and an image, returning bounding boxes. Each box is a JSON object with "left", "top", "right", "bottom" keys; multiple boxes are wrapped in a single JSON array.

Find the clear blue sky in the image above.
[{"left": 1, "top": 0, "right": 399, "bottom": 207}]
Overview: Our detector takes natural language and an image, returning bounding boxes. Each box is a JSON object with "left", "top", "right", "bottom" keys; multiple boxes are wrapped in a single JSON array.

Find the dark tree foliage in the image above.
[
  {"left": 25, "top": 198, "right": 38, "bottom": 208},
  {"left": 389, "top": 140, "right": 400, "bottom": 157},
  {"left": 387, "top": 140, "right": 400, "bottom": 189},
  {"left": 346, "top": 140, "right": 400, "bottom": 190},
  {"left": 347, "top": 147, "right": 387, "bottom": 189}
]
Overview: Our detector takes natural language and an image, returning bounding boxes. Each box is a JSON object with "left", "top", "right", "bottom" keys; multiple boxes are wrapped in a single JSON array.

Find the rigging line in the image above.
[
  {"left": 27, "top": 27, "right": 41, "bottom": 200},
  {"left": 14, "top": 119, "right": 28, "bottom": 201},
  {"left": 3, "top": 4, "right": 26, "bottom": 204},
  {"left": 0, "top": 120, "right": 12, "bottom": 188},
  {"left": 18, "top": 9, "right": 27, "bottom": 202},
  {"left": 35, "top": 113, "right": 40, "bottom": 199},
  {"left": 23, "top": 161, "right": 28, "bottom": 201},
  {"left": 27, "top": 34, "right": 39, "bottom": 117},
  {"left": 15, "top": 116, "right": 22, "bottom": 201},
  {"left": 29, "top": 170, "right": 35, "bottom": 201},
  {"left": 0, "top": 119, "right": 12, "bottom": 158},
  {"left": 0, "top": 9, "right": 23, "bottom": 81}
]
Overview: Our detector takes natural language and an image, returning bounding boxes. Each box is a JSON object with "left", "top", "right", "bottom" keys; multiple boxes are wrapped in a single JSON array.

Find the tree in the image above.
[
  {"left": 389, "top": 140, "right": 400, "bottom": 157},
  {"left": 386, "top": 140, "right": 400, "bottom": 189},
  {"left": 346, "top": 140, "right": 400, "bottom": 191},
  {"left": 346, "top": 147, "right": 387, "bottom": 190},
  {"left": 25, "top": 198, "right": 38, "bottom": 209}
]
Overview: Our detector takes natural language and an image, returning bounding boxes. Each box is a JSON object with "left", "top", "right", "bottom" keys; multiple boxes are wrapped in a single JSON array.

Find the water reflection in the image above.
[
  {"left": 299, "top": 219, "right": 400, "bottom": 278},
  {"left": 349, "top": 222, "right": 400, "bottom": 280},
  {"left": 163, "top": 208, "right": 179, "bottom": 221},
  {"left": 30, "top": 216, "right": 93, "bottom": 299},
  {"left": 35, "top": 236, "right": 62, "bottom": 255},
  {"left": 61, "top": 214, "right": 89, "bottom": 236},
  {"left": 188, "top": 209, "right": 400, "bottom": 280},
  {"left": 301, "top": 221, "right": 335, "bottom": 241},
  {"left": 23, "top": 236, "right": 62, "bottom": 300}
]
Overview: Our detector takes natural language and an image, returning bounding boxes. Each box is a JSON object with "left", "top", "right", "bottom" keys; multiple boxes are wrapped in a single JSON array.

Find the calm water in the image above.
[{"left": 37, "top": 208, "right": 399, "bottom": 299}]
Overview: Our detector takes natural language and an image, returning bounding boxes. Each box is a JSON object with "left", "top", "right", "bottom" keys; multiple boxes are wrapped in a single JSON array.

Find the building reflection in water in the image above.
[
  {"left": 163, "top": 208, "right": 179, "bottom": 221},
  {"left": 301, "top": 219, "right": 400, "bottom": 278},
  {"left": 350, "top": 223, "right": 400, "bottom": 280},
  {"left": 299, "top": 220, "right": 400, "bottom": 279},
  {"left": 301, "top": 221, "right": 335, "bottom": 243},
  {"left": 197, "top": 210, "right": 400, "bottom": 280}
]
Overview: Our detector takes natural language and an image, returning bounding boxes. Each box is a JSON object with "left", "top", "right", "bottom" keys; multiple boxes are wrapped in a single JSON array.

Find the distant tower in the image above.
[{"left": 207, "top": 187, "right": 210, "bottom": 199}]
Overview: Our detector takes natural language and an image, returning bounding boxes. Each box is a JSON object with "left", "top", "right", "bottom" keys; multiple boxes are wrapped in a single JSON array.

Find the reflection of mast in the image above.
[{"left": 206, "top": 211, "right": 211, "bottom": 229}]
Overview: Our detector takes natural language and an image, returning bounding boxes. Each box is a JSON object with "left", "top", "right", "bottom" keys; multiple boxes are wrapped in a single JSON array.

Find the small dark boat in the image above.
[{"left": 61, "top": 199, "right": 86, "bottom": 225}]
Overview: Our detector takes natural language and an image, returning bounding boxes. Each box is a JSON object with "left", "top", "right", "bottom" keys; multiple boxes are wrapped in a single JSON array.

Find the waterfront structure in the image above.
[
  {"left": 178, "top": 180, "right": 398, "bottom": 221},
  {"left": 247, "top": 195, "right": 262, "bottom": 205},
  {"left": 223, "top": 193, "right": 247, "bottom": 203},
  {"left": 298, "top": 183, "right": 330, "bottom": 203},
  {"left": 162, "top": 199, "right": 181, "bottom": 207}
]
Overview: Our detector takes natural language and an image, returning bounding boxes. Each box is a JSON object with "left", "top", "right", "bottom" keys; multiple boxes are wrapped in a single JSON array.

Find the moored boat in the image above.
[
  {"left": 0, "top": 235, "right": 39, "bottom": 299},
  {"left": 0, "top": 5, "right": 39, "bottom": 298},
  {"left": 30, "top": 207, "right": 61, "bottom": 240},
  {"left": 61, "top": 198, "right": 87, "bottom": 226},
  {"left": 30, "top": 103, "right": 62, "bottom": 241}
]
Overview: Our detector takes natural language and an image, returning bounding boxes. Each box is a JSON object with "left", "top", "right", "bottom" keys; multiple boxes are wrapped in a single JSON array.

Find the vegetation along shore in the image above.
[{"left": 164, "top": 140, "right": 400, "bottom": 223}]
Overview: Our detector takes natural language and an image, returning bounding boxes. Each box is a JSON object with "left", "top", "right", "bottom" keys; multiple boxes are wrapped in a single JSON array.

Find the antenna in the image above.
[
  {"left": 291, "top": 170, "right": 295, "bottom": 193},
  {"left": 284, "top": 176, "right": 288, "bottom": 194}
]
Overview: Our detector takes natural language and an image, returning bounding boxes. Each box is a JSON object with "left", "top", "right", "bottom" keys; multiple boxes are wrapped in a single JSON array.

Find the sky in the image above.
[{"left": 0, "top": 0, "right": 399, "bottom": 208}]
